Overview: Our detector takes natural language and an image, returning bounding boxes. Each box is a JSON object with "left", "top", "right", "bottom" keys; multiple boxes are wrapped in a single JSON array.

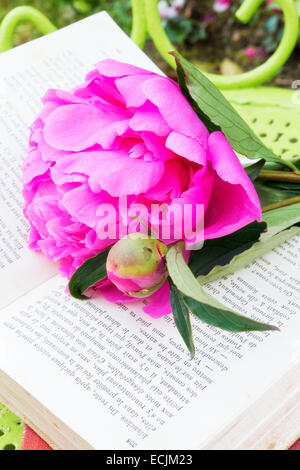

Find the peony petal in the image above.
[
  {"left": 26, "top": 195, "right": 62, "bottom": 240},
  {"left": 43, "top": 88, "right": 86, "bottom": 105},
  {"left": 75, "top": 73, "right": 125, "bottom": 108},
  {"left": 39, "top": 102, "right": 58, "bottom": 123},
  {"left": 34, "top": 129, "right": 71, "bottom": 162},
  {"left": 145, "top": 159, "right": 190, "bottom": 202},
  {"left": 61, "top": 184, "right": 109, "bottom": 228},
  {"left": 115, "top": 75, "right": 150, "bottom": 107},
  {"left": 142, "top": 132, "right": 175, "bottom": 162},
  {"left": 142, "top": 281, "right": 172, "bottom": 318},
  {"left": 85, "top": 229, "right": 111, "bottom": 251},
  {"left": 44, "top": 104, "right": 130, "bottom": 151},
  {"left": 173, "top": 172, "right": 214, "bottom": 212},
  {"left": 44, "top": 104, "right": 104, "bottom": 151},
  {"left": 22, "top": 149, "right": 50, "bottom": 184},
  {"left": 46, "top": 217, "right": 85, "bottom": 244},
  {"left": 27, "top": 223, "right": 42, "bottom": 250},
  {"left": 99, "top": 281, "right": 140, "bottom": 304},
  {"left": 149, "top": 168, "right": 214, "bottom": 245},
  {"left": 50, "top": 153, "right": 89, "bottom": 186},
  {"left": 142, "top": 76, "right": 209, "bottom": 143},
  {"left": 39, "top": 89, "right": 87, "bottom": 123},
  {"left": 130, "top": 102, "right": 171, "bottom": 137},
  {"left": 97, "top": 119, "right": 130, "bottom": 149},
  {"left": 59, "top": 256, "right": 77, "bottom": 278},
  {"left": 208, "top": 131, "right": 262, "bottom": 215},
  {"left": 88, "top": 152, "right": 165, "bottom": 196},
  {"left": 51, "top": 149, "right": 164, "bottom": 196},
  {"left": 96, "top": 59, "right": 153, "bottom": 78},
  {"left": 166, "top": 131, "right": 207, "bottom": 165},
  {"left": 204, "top": 131, "right": 262, "bottom": 239}
]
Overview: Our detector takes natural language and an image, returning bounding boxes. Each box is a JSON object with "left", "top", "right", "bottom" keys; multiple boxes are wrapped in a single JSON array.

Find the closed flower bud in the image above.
[{"left": 106, "top": 233, "right": 168, "bottom": 298}]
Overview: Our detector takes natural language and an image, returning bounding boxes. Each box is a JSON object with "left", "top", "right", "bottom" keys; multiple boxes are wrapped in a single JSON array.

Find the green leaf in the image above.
[
  {"left": 167, "top": 243, "right": 227, "bottom": 311},
  {"left": 169, "top": 280, "right": 195, "bottom": 359},
  {"left": 167, "top": 243, "right": 278, "bottom": 332},
  {"left": 255, "top": 181, "right": 300, "bottom": 207},
  {"left": 262, "top": 202, "right": 300, "bottom": 239},
  {"left": 189, "top": 221, "right": 267, "bottom": 278},
  {"left": 267, "top": 182, "right": 300, "bottom": 191},
  {"left": 126, "top": 278, "right": 167, "bottom": 298},
  {"left": 175, "top": 56, "right": 220, "bottom": 134},
  {"left": 173, "top": 52, "right": 296, "bottom": 172},
  {"left": 244, "top": 159, "right": 265, "bottom": 182},
  {"left": 197, "top": 226, "right": 300, "bottom": 285},
  {"left": 183, "top": 296, "right": 278, "bottom": 332},
  {"left": 68, "top": 248, "right": 110, "bottom": 299}
]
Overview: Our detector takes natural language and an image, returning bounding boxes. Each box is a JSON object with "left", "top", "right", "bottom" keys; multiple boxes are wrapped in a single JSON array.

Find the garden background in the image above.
[{"left": 1, "top": 0, "right": 300, "bottom": 86}]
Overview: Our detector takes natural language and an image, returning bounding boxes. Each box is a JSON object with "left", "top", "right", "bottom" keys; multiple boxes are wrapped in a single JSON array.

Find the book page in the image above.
[
  {"left": 0, "top": 12, "right": 161, "bottom": 309},
  {"left": 0, "top": 234, "right": 299, "bottom": 449}
]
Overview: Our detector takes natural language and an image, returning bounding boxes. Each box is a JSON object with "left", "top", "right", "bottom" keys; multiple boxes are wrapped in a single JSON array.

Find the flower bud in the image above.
[{"left": 106, "top": 233, "right": 168, "bottom": 297}]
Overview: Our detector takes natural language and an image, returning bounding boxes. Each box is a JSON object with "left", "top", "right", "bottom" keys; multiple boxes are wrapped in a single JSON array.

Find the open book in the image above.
[{"left": 0, "top": 12, "right": 299, "bottom": 450}]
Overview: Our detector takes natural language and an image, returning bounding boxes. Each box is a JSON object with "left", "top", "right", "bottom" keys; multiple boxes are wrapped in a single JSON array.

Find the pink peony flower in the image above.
[
  {"left": 158, "top": 0, "right": 185, "bottom": 19},
  {"left": 22, "top": 59, "right": 261, "bottom": 318},
  {"left": 213, "top": 0, "right": 231, "bottom": 13}
]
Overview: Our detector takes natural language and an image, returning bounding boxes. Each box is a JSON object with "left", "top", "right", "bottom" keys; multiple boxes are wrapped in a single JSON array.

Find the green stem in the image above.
[
  {"left": 0, "top": 6, "right": 56, "bottom": 53},
  {"left": 262, "top": 196, "right": 300, "bottom": 213},
  {"left": 131, "top": 0, "right": 147, "bottom": 48},
  {"left": 258, "top": 171, "right": 300, "bottom": 183},
  {"left": 145, "top": 0, "right": 176, "bottom": 68}
]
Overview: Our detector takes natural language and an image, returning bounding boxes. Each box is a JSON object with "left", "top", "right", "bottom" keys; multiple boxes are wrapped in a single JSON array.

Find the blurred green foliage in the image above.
[
  {"left": 164, "top": 0, "right": 286, "bottom": 52},
  {"left": 0, "top": 1, "right": 132, "bottom": 45},
  {"left": 1, "top": 0, "right": 299, "bottom": 84},
  {"left": 0, "top": 1, "right": 294, "bottom": 52}
]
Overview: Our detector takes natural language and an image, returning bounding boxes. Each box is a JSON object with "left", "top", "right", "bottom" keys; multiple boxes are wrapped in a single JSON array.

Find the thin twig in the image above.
[
  {"left": 262, "top": 196, "right": 300, "bottom": 213},
  {"left": 258, "top": 171, "right": 300, "bottom": 183}
]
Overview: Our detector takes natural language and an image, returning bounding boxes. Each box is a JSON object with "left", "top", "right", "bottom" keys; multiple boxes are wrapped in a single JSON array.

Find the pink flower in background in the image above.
[
  {"left": 243, "top": 47, "right": 265, "bottom": 60},
  {"left": 22, "top": 59, "right": 261, "bottom": 317},
  {"left": 266, "top": 0, "right": 281, "bottom": 13},
  {"left": 203, "top": 13, "right": 215, "bottom": 24},
  {"left": 213, "top": 0, "right": 231, "bottom": 13},
  {"left": 158, "top": 0, "right": 185, "bottom": 19}
]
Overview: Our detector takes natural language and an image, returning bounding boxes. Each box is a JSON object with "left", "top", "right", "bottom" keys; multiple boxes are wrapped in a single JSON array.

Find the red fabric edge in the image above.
[
  {"left": 21, "top": 424, "right": 300, "bottom": 450},
  {"left": 21, "top": 425, "right": 52, "bottom": 450}
]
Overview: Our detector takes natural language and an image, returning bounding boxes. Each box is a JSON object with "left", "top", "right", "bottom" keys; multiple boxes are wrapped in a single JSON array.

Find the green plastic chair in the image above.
[
  {"left": 0, "top": 403, "right": 23, "bottom": 450},
  {"left": 0, "top": 0, "right": 299, "bottom": 450}
]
